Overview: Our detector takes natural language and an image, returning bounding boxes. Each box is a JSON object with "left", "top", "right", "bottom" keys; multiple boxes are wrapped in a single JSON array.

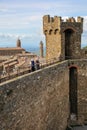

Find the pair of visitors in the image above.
[
  {"left": 30, "top": 58, "right": 40, "bottom": 72},
  {"left": 30, "top": 59, "right": 35, "bottom": 72}
]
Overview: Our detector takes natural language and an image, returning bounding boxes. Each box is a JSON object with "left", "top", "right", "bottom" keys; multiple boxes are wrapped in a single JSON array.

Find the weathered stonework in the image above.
[
  {"left": 0, "top": 61, "right": 69, "bottom": 130},
  {"left": 68, "top": 59, "right": 87, "bottom": 123},
  {"left": 1, "top": 15, "right": 87, "bottom": 130},
  {"left": 1, "top": 59, "right": 87, "bottom": 129},
  {"left": 43, "top": 15, "right": 83, "bottom": 60},
  {"left": 43, "top": 16, "right": 87, "bottom": 125}
]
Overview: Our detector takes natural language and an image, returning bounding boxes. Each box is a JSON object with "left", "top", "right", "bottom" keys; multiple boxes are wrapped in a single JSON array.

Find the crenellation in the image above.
[
  {"left": 43, "top": 15, "right": 61, "bottom": 24},
  {"left": 62, "top": 17, "right": 83, "bottom": 23},
  {"left": 50, "top": 17, "right": 54, "bottom": 22},
  {"left": 43, "top": 15, "right": 61, "bottom": 35},
  {"left": 77, "top": 16, "right": 83, "bottom": 23},
  {"left": 54, "top": 16, "right": 61, "bottom": 23},
  {"left": 71, "top": 17, "right": 76, "bottom": 22},
  {"left": 43, "top": 15, "right": 83, "bottom": 60},
  {"left": 43, "top": 15, "right": 50, "bottom": 23},
  {"left": 77, "top": 17, "right": 83, "bottom": 33},
  {"left": 66, "top": 17, "right": 76, "bottom": 22}
]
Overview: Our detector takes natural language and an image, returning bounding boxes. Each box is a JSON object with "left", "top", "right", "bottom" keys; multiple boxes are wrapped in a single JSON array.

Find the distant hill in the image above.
[{"left": 82, "top": 46, "right": 87, "bottom": 49}]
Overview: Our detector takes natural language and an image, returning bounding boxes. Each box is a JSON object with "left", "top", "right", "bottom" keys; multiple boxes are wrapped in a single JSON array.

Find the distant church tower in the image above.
[
  {"left": 40, "top": 41, "right": 44, "bottom": 58},
  {"left": 43, "top": 15, "right": 83, "bottom": 60},
  {"left": 17, "top": 39, "right": 21, "bottom": 48}
]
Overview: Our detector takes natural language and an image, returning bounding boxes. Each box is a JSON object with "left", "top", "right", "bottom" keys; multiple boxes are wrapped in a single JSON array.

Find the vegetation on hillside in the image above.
[{"left": 82, "top": 46, "right": 87, "bottom": 49}]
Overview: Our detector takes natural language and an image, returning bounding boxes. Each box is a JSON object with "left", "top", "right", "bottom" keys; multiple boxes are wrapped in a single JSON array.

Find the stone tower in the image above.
[
  {"left": 17, "top": 38, "right": 21, "bottom": 48},
  {"left": 43, "top": 15, "right": 83, "bottom": 60},
  {"left": 40, "top": 41, "right": 44, "bottom": 58}
]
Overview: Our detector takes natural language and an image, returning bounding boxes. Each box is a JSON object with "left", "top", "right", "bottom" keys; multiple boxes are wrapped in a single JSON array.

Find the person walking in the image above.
[
  {"left": 35, "top": 58, "right": 40, "bottom": 70},
  {"left": 30, "top": 59, "right": 35, "bottom": 72}
]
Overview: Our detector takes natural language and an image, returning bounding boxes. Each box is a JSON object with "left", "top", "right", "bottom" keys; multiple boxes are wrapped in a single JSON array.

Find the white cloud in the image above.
[
  {"left": 0, "top": 13, "right": 42, "bottom": 29},
  {"left": 0, "top": 8, "right": 8, "bottom": 12},
  {"left": 0, "top": 32, "right": 44, "bottom": 40},
  {"left": 0, "top": 1, "right": 79, "bottom": 16},
  {"left": 0, "top": 2, "right": 65, "bottom": 10},
  {"left": 0, "top": 33, "right": 32, "bottom": 39},
  {"left": 0, "top": 0, "right": 87, "bottom": 48},
  {"left": 83, "top": 16, "right": 87, "bottom": 31}
]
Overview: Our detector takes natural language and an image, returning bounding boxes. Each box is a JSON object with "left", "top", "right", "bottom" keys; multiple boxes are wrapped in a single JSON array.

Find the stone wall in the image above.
[
  {"left": 68, "top": 59, "right": 87, "bottom": 122},
  {"left": 1, "top": 59, "right": 87, "bottom": 128},
  {"left": 43, "top": 15, "right": 62, "bottom": 60},
  {"left": 43, "top": 15, "right": 83, "bottom": 60},
  {"left": 78, "top": 60, "right": 87, "bottom": 120},
  {"left": 0, "top": 61, "right": 69, "bottom": 130},
  {"left": 61, "top": 22, "right": 82, "bottom": 59},
  {"left": 0, "top": 48, "right": 25, "bottom": 56},
  {"left": 46, "top": 32, "right": 61, "bottom": 60}
]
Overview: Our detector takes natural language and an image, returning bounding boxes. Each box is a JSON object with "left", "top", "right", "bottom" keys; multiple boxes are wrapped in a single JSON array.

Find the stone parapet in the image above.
[{"left": 0, "top": 61, "right": 69, "bottom": 130}]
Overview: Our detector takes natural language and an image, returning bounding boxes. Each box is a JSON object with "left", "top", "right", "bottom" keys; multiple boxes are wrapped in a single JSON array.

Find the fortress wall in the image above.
[
  {"left": 0, "top": 61, "right": 69, "bottom": 130},
  {"left": 69, "top": 59, "right": 87, "bottom": 122},
  {"left": 77, "top": 60, "right": 87, "bottom": 120}
]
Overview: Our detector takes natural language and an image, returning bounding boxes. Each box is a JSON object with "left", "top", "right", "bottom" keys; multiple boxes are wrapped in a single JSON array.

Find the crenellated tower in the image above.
[{"left": 43, "top": 15, "right": 83, "bottom": 60}]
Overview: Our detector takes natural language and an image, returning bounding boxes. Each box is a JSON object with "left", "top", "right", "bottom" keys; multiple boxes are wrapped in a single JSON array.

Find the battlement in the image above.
[
  {"left": 43, "top": 15, "right": 61, "bottom": 34},
  {"left": 43, "top": 15, "right": 62, "bottom": 23},
  {"left": 43, "top": 15, "right": 83, "bottom": 34},
  {"left": 43, "top": 15, "right": 83, "bottom": 61},
  {"left": 66, "top": 16, "right": 83, "bottom": 23},
  {"left": 43, "top": 15, "right": 83, "bottom": 24}
]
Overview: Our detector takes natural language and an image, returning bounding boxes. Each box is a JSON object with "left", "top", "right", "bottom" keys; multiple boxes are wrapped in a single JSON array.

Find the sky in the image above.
[{"left": 0, "top": 0, "right": 87, "bottom": 51}]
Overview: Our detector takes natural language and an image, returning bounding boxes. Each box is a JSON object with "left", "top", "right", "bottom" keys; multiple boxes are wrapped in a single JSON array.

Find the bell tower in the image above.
[
  {"left": 40, "top": 41, "right": 44, "bottom": 58},
  {"left": 17, "top": 38, "right": 21, "bottom": 48}
]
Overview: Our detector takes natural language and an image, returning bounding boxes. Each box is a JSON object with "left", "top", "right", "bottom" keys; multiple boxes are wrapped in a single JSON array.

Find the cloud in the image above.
[
  {"left": 0, "top": 0, "right": 87, "bottom": 48},
  {"left": 0, "top": 8, "right": 8, "bottom": 12},
  {"left": 0, "top": 0, "right": 87, "bottom": 17},
  {"left": 83, "top": 16, "right": 87, "bottom": 31},
  {"left": 0, "top": 1, "right": 79, "bottom": 15},
  {"left": 0, "top": 0, "right": 87, "bottom": 30},
  {"left": 0, "top": 13, "right": 42, "bottom": 30},
  {"left": 0, "top": 2, "right": 65, "bottom": 10},
  {"left": 0, "top": 33, "right": 32, "bottom": 39},
  {"left": 0, "top": 32, "right": 44, "bottom": 40}
]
